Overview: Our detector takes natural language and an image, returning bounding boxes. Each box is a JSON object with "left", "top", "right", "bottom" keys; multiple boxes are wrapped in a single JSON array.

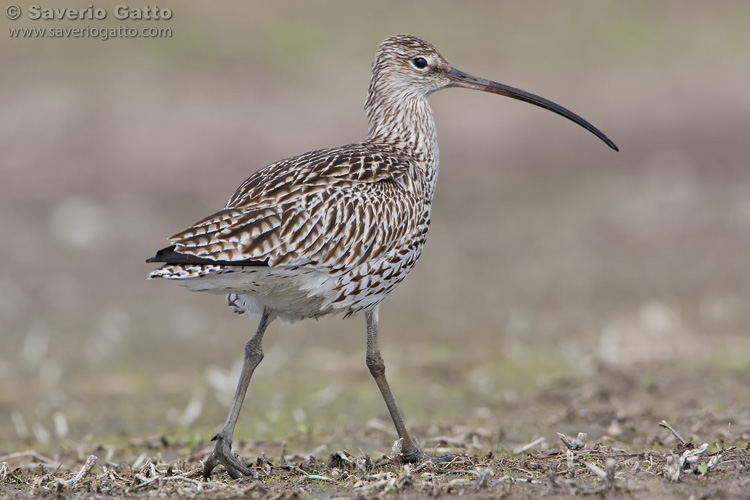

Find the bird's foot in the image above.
[
  {"left": 393, "top": 438, "right": 454, "bottom": 464},
  {"left": 202, "top": 432, "right": 253, "bottom": 480}
]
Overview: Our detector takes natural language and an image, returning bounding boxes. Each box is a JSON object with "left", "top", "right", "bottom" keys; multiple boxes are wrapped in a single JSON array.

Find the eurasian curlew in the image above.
[{"left": 147, "top": 34, "right": 618, "bottom": 479}]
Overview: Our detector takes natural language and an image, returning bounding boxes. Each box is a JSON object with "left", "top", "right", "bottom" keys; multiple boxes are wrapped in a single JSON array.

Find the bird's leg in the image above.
[
  {"left": 365, "top": 307, "right": 451, "bottom": 463},
  {"left": 203, "top": 311, "right": 270, "bottom": 480}
]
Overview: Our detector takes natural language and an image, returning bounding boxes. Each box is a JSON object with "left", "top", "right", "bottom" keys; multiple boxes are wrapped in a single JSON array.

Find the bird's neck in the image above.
[{"left": 365, "top": 89, "right": 439, "bottom": 170}]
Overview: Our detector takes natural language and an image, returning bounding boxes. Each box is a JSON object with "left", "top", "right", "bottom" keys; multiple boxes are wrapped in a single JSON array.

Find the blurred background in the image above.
[{"left": 2, "top": 1, "right": 750, "bottom": 456}]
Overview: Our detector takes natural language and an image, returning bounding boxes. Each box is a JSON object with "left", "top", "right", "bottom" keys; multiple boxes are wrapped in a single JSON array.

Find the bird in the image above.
[{"left": 147, "top": 34, "right": 618, "bottom": 479}]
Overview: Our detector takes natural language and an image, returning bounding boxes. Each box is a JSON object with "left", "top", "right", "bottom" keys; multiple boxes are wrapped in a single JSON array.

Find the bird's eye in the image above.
[{"left": 412, "top": 57, "right": 428, "bottom": 69}]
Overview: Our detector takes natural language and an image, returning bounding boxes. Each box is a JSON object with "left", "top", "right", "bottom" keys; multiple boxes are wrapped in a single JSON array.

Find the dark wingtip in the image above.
[
  {"left": 146, "top": 245, "right": 269, "bottom": 267},
  {"left": 146, "top": 245, "right": 176, "bottom": 263}
]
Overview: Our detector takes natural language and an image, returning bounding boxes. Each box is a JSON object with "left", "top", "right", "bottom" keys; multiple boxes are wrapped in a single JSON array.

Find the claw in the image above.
[{"left": 202, "top": 434, "right": 253, "bottom": 480}]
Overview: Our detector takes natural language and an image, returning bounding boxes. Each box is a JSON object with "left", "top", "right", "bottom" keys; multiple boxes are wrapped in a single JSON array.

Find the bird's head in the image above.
[
  {"left": 369, "top": 34, "right": 454, "bottom": 97},
  {"left": 368, "top": 34, "right": 618, "bottom": 151}
]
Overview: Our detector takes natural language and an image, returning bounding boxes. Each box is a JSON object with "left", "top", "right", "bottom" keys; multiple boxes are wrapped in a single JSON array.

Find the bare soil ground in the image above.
[{"left": 3, "top": 364, "right": 750, "bottom": 499}]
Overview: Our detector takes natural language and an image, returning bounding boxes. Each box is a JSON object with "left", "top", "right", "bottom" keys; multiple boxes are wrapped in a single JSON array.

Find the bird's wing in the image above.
[{"left": 149, "top": 144, "right": 420, "bottom": 270}]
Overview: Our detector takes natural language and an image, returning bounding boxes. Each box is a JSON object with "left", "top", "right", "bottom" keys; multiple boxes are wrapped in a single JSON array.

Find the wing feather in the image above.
[{"left": 151, "top": 143, "right": 420, "bottom": 270}]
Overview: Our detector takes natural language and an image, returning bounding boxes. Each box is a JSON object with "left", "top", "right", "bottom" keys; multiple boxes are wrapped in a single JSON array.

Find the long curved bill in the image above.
[{"left": 448, "top": 68, "right": 618, "bottom": 151}]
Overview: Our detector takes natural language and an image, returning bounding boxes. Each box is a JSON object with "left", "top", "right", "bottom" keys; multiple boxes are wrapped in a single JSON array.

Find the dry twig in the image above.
[
  {"left": 513, "top": 436, "right": 546, "bottom": 454},
  {"left": 659, "top": 420, "right": 686, "bottom": 445},
  {"left": 605, "top": 458, "right": 616, "bottom": 488},
  {"left": 63, "top": 455, "right": 97, "bottom": 488},
  {"left": 302, "top": 474, "right": 332, "bottom": 482},
  {"left": 665, "top": 442, "right": 709, "bottom": 482},
  {"left": 558, "top": 432, "right": 587, "bottom": 451},
  {"left": 476, "top": 468, "right": 491, "bottom": 489},
  {"left": 0, "top": 451, "right": 55, "bottom": 463},
  {"left": 584, "top": 460, "right": 607, "bottom": 480},
  {"left": 128, "top": 474, "right": 204, "bottom": 492}
]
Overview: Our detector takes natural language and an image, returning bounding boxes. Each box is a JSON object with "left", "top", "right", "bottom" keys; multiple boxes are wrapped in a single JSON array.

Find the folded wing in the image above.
[{"left": 148, "top": 143, "right": 420, "bottom": 271}]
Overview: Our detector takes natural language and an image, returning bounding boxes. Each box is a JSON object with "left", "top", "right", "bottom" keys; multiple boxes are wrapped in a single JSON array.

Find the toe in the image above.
[{"left": 203, "top": 437, "right": 253, "bottom": 479}]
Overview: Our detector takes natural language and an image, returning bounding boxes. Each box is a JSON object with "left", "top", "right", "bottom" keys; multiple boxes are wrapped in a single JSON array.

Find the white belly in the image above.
[
  {"left": 148, "top": 245, "right": 421, "bottom": 322},
  {"left": 150, "top": 264, "right": 343, "bottom": 321}
]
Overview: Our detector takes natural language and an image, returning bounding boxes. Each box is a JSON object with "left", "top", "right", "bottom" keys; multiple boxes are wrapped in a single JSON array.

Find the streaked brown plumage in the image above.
[
  {"left": 149, "top": 142, "right": 430, "bottom": 319},
  {"left": 147, "top": 34, "right": 617, "bottom": 479}
]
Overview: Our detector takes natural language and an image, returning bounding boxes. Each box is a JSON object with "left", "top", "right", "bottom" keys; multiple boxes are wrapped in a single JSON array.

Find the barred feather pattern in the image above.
[{"left": 149, "top": 35, "right": 452, "bottom": 321}]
